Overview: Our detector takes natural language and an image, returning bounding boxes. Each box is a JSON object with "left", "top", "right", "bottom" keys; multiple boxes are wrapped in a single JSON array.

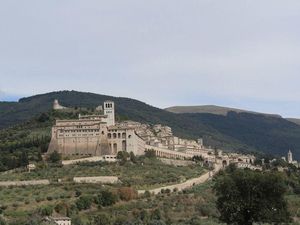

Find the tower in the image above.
[
  {"left": 288, "top": 150, "right": 293, "bottom": 163},
  {"left": 104, "top": 101, "right": 115, "bottom": 126}
]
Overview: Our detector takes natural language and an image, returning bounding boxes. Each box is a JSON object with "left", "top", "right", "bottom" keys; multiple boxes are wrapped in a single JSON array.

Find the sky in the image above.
[{"left": 0, "top": 0, "right": 300, "bottom": 117}]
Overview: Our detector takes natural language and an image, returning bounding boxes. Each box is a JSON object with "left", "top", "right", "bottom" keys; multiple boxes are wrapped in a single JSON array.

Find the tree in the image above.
[
  {"left": 93, "top": 213, "right": 111, "bottom": 225},
  {"left": 145, "top": 150, "right": 156, "bottom": 158},
  {"left": 94, "top": 190, "right": 117, "bottom": 207},
  {"left": 118, "top": 187, "right": 137, "bottom": 201},
  {"left": 48, "top": 151, "right": 61, "bottom": 163},
  {"left": 130, "top": 152, "right": 137, "bottom": 163},
  {"left": 75, "top": 196, "right": 93, "bottom": 211},
  {"left": 20, "top": 151, "right": 29, "bottom": 167},
  {"left": 38, "top": 205, "right": 53, "bottom": 216},
  {"left": 150, "top": 209, "right": 161, "bottom": 220},
  {"left": 117, "top": 151, "right": 129, "bottom": 164},
  {"left": 214, "top": 169, "right": 290, "bottom": 225}
]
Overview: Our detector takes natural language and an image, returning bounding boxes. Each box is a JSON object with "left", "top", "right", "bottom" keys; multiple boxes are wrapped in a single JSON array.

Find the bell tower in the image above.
[{"left": 104, "top": 101, "right": 115, "bottom": 126}]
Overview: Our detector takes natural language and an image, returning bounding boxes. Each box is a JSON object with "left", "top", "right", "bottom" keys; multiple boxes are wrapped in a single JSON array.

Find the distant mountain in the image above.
[
  {"left": 287, "top": 118, "right": 300, "bottom": 126},
  {"left": 165, "top": 105, "right": 281, "bottom": 118},
  {"left": 1, "top": 90, "right": 300, "bottom": 159}
]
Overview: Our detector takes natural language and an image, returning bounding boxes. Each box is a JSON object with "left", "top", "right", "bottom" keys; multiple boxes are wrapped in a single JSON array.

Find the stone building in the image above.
[
  {"left": 47, "top": 101, "right": 145, "bottom": 157},
  {"left": 45, "top": 217, "right": 71, "bottom": 225}
]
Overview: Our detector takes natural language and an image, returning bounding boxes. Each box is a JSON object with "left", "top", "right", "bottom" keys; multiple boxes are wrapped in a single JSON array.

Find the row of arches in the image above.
[
  {"left": 109, "top": 140, "right": 127, "bottom": 154},
  {"left": 108, "top": 133, "right": 126, "bottom": 139}
]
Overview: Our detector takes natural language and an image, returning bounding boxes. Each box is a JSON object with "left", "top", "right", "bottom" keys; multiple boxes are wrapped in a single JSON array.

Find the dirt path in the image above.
[{"left": 138, "top": 163, "right": 222, "bottom": 195}]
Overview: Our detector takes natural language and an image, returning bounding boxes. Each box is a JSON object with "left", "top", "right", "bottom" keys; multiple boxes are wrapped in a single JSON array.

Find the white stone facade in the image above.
[{"left": 47, "top": 101, "right": 145, "bottom": 157}]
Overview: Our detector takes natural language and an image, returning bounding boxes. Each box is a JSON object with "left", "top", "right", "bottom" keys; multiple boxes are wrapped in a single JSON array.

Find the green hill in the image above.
[{"left": 1, "top": 90, "right": 300, "bottom": 160}]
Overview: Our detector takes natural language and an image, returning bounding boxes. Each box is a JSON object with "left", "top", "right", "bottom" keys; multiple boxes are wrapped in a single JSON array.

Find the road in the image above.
[{"left": 138, "top": 162, "right": 222, "bottom": 195}]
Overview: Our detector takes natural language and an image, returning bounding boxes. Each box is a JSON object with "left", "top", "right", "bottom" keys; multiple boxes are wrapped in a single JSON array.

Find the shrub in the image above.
[
  {"left": 145, "top": 150, "right": 156, "bottom": 158},
  {"left": 144, "top": 191, "right": 151, "bottom": 198},
  {"left": 94, "top": 190, "right": 117, "bottom": 207},
  {"left": 150, "top": 209, "right": 161, "bottom": 220},
  {"left": 118, "top": 187, "right": 137, "bottom": 201},
  {"left": 39, "top": 205, "right": 53, "bottom": 216},
  {"left": 75, "top": 190, "right": 82, "bottom": 197},
  {"left": 93, "top": 213, "right": 111, "bottom": 225},
  {"left": 48, "top": 151, "right": 61, "bottom": 163},
  {"left": 76, "top": 196, "right": 93, "bottom": 211}
]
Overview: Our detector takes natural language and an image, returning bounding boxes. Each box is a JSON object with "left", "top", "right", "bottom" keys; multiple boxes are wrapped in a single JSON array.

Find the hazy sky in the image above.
[{"left": 0, "top": 1, "right": 300, "bottom": 117}]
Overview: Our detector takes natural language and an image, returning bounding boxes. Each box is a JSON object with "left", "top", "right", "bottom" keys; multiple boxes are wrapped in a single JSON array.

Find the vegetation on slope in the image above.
[
  {"left": 0, "top": 109, "right": 93, "bottom": 171},
  {"left": 0, "top": 157, "right": 209, "bottom": 225}
]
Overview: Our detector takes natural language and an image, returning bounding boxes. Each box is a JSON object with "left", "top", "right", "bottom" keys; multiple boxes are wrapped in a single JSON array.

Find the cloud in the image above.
[{"left": 0, "top": 0, "right": 299, "bottom": 116}]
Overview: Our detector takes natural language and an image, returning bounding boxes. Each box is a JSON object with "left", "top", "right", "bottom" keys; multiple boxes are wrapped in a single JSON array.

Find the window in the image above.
[
  {"left": 108, "top": 133, "right": 112, "bottom": 139},
  {"left": 113, "top": 133, "right": 117, "bottom": 139}
]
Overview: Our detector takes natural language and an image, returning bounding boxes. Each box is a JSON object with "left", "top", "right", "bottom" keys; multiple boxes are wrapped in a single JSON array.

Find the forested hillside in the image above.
[{"left": 1, "top": 90, "right": 300, "bottom": 159}]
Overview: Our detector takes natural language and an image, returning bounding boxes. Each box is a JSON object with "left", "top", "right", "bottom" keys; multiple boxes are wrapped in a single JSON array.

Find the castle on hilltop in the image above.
[{"left": 47, "top": 100, "right": 145, "bottom": 156}]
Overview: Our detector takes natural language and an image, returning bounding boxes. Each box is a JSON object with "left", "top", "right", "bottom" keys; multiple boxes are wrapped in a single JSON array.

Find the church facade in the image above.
[{"left": 47, "top": 100, "right": 145, "bottom": 157}]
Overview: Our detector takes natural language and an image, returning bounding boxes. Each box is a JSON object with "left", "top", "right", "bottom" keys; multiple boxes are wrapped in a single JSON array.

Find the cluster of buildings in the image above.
[{"left": 47, "top": 100, "right": 257, "bottom": 168}]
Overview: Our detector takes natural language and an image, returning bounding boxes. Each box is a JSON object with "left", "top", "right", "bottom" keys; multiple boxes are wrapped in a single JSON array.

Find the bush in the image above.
[
  {"left": 118, "top": 187, "right": 137, "bottom": 201},
  {"left": 48, "top": 151, "right": 61, "bottom": 163},
  {"left": 145, "top": 150, "right": 156, "bottom": 158},
  {"left": 150, "top": 209, "right": 161, "bottom": 220},
  {"left": 144, "top": 191, "right": 151, "bottom": 198},
  {"left": 39, "top": 205, "right": 53, "bottom": 216},
  {"left": 76, "top": 196, "right": 93, "bottom": 211},
  {"left": 94, "top": 190, "right": 117, "bottom": 207},
  {"left": 75, "top": 190, "right": 82, "bottom": 197},
  {"left": 93, "top": 213, "right": 111, "bottom": 225}
]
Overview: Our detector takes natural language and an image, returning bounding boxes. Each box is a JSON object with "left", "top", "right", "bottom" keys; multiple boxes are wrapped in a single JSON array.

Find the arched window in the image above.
[
  {"left": 108, "top": 133, "right": 111, "bottom": 139},
  {"left": 113, "top": 133, "right": 117, "bottom": 139},
  {"left": 118, "top": 133, "right": 121, "bottom": 138},
  {"left": 122, "top": 133, "right": 126, "bottom": 138}
]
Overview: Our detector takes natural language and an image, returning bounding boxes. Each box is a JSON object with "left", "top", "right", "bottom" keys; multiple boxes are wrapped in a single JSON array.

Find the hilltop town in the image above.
[{"left": 49, "top": 100, "right": 260, "bottom": 170}]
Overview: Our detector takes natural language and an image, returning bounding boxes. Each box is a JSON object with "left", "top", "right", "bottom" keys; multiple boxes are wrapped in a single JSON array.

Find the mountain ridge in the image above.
[{"left": 165, "top": 105, "right": 282, "bottom": 118}]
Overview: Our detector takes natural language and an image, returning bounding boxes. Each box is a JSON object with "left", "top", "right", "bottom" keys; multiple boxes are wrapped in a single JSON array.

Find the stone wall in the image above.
[
  {"left": 0, "top": 179, "right": 50, "bottom": 187},
  {"left": 159, "top": 158, "right": 195, "bottom": 166},
  {"left": 62, "top": 156, "right": 117, "bottom": 165},
  {"left": 73, "top": 176, "right": 119, "bottom": 184}
]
